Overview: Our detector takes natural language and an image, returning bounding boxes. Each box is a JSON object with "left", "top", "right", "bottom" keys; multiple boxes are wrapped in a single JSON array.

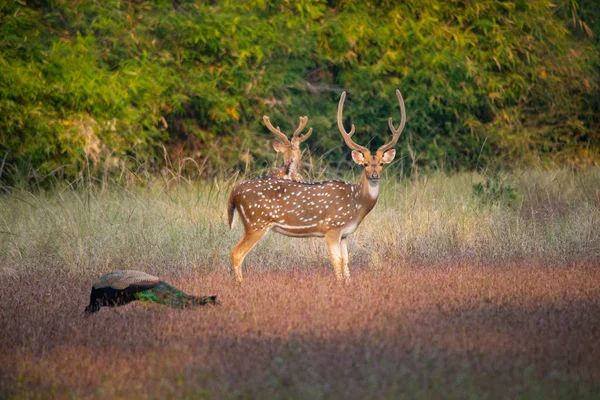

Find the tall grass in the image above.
[
  {"left": 1, "top": 167, "right": 599, "bottom": 277},
  {"left": 2, "top": 167, "right": 600, "bottom": 399}
]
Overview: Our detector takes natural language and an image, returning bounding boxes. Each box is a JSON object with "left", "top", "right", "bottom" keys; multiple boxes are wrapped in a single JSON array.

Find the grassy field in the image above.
[{"left": 1, "top": 168, "right": 600, "bottom": 398}]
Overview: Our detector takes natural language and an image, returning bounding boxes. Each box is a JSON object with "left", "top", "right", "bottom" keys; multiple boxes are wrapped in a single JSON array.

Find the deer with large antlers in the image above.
[
  {"left": 227, "top": 90, "right": 406, "bottom": 282},
  {"left": 263, "top": 115, "right": 313, "bottom": 181}
]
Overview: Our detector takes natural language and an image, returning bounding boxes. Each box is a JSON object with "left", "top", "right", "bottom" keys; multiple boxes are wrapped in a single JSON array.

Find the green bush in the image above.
[
  {"left": 472, "top": 166, "right": 518, "bottom": 205},
  {"left": 1, "top": 0, "right": 598, "bottom": 184}
]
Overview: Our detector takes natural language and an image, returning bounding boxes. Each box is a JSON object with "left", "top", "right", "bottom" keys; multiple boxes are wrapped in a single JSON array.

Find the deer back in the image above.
[{"left": 230, "top": 176, "right": 371, "bottom": 236}]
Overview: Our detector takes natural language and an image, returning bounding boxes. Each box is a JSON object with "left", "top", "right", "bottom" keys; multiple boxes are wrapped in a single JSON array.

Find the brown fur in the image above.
[
  {"left": 228, "top": 90, "right": 405, "bottom": 282},
  {"left": 228, "top": 154, "right": 394, "bottom": 282},
  {"left": 264, "top": 116, "right": 312, "bottom": 181}
]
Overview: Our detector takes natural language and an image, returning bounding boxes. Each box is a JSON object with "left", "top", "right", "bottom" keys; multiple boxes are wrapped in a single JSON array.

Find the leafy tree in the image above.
[{"left": 0, "top": 0, "right": 598, "bottom": 184}]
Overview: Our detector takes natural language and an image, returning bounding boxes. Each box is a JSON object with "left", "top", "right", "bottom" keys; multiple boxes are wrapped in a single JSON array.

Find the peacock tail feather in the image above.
[{"left": 134, "top": 282, "right": 216, "bottom": 308}]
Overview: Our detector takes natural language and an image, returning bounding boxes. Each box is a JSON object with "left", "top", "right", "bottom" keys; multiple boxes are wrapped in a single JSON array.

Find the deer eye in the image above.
[
  {"left": 379, "top": 162, "right": 384, "bottom": 166},
  {"left": 363, "top": 163, "right": 368, "bottom": 167}
]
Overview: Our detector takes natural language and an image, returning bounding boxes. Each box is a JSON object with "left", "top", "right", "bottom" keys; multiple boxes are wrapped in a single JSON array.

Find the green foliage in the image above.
[
  {"left": 473, "top": 166, "right": 518, "bottom": 205},
  {"left": 1, "top": 0, "right": 599, "bottom": 183}
]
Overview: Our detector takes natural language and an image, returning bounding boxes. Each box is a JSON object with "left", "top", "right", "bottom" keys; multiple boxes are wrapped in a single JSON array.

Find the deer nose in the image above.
[{"left": 371, "top": 171, "right": 380, "bottom": 179}]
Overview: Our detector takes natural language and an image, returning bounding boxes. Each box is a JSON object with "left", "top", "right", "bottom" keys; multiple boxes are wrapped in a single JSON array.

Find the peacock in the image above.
[{"left": 84, "top": 270, "right": 217, "bottom": 314}]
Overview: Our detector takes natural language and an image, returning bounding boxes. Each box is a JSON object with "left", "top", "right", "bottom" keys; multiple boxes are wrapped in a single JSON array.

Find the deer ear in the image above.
[
  {"left": 382, "top": 149, "right": 396, "bottom": 164},
  {"left": 351, "top": 150, "right": 365, "bottom": 164},
  {"left": 272, "top": 141, "right": 287, "bottom": 153}
]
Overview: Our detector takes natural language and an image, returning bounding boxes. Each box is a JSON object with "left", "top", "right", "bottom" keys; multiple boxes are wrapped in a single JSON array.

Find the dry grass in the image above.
[
  {"left": 1, "top": 168, "right": 598, "bottom": 275},
  {"left": 1, "top": 264, "right": 599, "bottom": 399},
  {"left": 1, "top": 168, "right": 599, "bottom": 398}
]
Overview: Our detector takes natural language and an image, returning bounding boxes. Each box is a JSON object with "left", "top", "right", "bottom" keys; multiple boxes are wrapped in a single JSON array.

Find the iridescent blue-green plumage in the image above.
[
  {"left": 84, "top": 270, "right": 217, "bottom": 314},
  {"left": 134, "top": 281, "right": 215, "bottom": 307}
]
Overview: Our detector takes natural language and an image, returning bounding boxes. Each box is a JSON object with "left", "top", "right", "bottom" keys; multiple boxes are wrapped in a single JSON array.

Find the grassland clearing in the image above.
[
  {"left": 2, "top": 265, "right": 600, "bottom": 399},
  {"left": 1, "top": 168, "right": 599, "bottom": 398}
]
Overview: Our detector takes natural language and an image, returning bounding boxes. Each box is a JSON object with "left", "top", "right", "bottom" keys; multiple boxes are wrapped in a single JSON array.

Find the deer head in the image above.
[
  {"left": 337, "top": 90, "right": 406, "bottom": 182},
  {"left": 263, "top": 115, "right": 313, "bottom": 180}
]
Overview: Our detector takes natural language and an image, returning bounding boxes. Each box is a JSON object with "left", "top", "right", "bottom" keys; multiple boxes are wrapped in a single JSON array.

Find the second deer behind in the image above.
[{"left": 263, "top": 115, "right": 313, "bottom": 181}]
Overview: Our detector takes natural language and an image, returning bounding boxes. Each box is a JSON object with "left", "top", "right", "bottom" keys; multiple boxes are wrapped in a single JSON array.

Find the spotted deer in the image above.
[
  {"left": 264, "top": 115, "right": 312, "bottom": 181},
  {"left": 227, "top": 90, "right": 406, "bottom": 282}
]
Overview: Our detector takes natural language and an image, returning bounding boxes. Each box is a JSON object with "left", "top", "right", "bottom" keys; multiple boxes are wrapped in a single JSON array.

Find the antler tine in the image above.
[
  {"left": 263, "top": 116, "right": 290, "bottom": 145},
  {"left": 379, "top": 89, "right": 406, "bottom": 153},
  {"left": 299, "top": 127, "right": 313, "bottom": 143},
  {"left": 291, "top": 116, "right": 308, "bottom": 140},
  {"left": 337, "top": 91, "right": 369, "bottom": 153}
]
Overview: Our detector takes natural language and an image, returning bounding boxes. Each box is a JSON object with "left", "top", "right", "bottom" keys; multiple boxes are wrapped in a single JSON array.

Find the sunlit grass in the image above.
[
  {"left": 2, "top": 266, "right": 600, "bottom": 399},
  {"left": 1, "top": 167, "right": 600, "bottom": 398},
  {"left": 1, "top": 167, "right": 598, "bottom": 277}
]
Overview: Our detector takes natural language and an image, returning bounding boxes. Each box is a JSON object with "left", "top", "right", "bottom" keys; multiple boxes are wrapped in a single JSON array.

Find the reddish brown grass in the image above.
[{"left": 2, "top": 262, "right": 600, "bottom": 399}]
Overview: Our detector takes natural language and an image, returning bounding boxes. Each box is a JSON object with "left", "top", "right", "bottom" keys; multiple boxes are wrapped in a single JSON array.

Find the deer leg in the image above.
[
  {"left": 230, "top": 229, "right": 269, "bottom": 283},
  {"left": 326, "top": 232, "right": 343, "bottom": 280},
  {"left": 340, "top": 237, "right": 350, "bottom": 279}
]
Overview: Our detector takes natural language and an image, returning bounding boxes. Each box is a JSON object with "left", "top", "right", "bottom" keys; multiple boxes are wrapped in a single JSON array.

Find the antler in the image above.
[
  {"left": 263, "top": 116, "right": 290, "bottom": 145},
  {"left": 378, "top": 89, "right": 406, "bottom": 153},
  {"left": 264, "top": 116, "right": 313, "bottom": 146},
  {"left": 292, "top": 116, "right": 313, "bottom": 144},
  {"left": 337, "top": 91, "right": 369, "bottom": 153},
  {"left": 298, "top": 127, "right": 313, "bottom": 143}
]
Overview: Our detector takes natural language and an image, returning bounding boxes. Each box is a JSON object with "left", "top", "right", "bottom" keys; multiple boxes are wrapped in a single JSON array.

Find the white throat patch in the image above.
[{"left": 367, "top": 180, "right": 380, "bottom": 199}]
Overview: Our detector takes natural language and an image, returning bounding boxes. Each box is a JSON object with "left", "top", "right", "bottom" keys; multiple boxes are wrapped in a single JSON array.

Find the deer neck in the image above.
[
  {"left": 286, "top": 159, "right": 299, "bottom": 176},
  {"left": 355, "top": 173, "right": 380, "bottom": 215}
]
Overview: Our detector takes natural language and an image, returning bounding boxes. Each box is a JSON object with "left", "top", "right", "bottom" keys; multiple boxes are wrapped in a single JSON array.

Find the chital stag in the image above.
[
  {"left": 227, "top": 90, "right": 406, "bottom": 282},
  {"left": 263, "top": 115, "right": 313, "bottom": 181}
]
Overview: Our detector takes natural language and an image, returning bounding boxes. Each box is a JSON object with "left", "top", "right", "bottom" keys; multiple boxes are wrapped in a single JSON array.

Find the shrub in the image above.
[{"left": 1, "top": 0, "right": 598, "bottom": 184}]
